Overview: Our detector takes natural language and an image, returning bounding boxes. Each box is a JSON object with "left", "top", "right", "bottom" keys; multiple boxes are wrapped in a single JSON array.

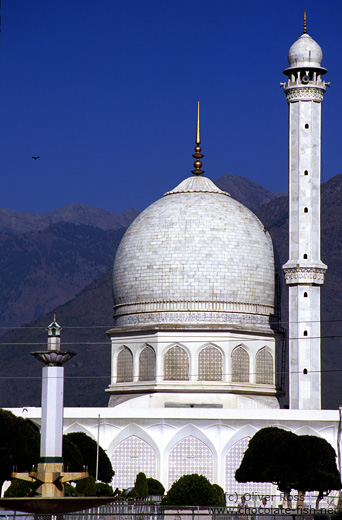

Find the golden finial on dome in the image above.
[
  {"left": 303, "top": 9, "right": 307, "bottom": 34},
  {"left": 191, "top": 101, "right": 204, "bottom": 176}
]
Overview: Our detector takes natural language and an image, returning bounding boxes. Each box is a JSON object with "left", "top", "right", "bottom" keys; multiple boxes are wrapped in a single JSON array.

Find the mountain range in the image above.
[{"left": 0, "top": 174, "right": 341, "bottom": 410}]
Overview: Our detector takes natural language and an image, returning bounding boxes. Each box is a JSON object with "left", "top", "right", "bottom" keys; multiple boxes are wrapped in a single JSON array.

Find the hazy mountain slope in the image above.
[
  {"left": 0, "top": 204, "right": 140, "bottom": 235},
  {"left": 214, "top": 174, "right": 286, "bottom": 211},
  {"left": 0, "top": 269, "right": 113, "bottom": 408},
  {"left": 0, "top": 223, "right": 125, "bottom": 330}
]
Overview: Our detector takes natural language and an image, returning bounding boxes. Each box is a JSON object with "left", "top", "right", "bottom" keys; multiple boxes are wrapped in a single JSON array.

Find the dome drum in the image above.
[{"left": 105, "top": 328, "right": 281, "bottom": 409}]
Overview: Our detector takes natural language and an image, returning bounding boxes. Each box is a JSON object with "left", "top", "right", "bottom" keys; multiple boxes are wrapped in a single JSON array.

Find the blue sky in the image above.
[{"left": 1, "top": 0, "right": 341, "bottom": 215}]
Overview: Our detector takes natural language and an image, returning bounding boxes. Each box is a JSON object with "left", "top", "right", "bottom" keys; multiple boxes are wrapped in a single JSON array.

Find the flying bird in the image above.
[{"left": 32, "top": 156, "right": 40, "bottom": 160}]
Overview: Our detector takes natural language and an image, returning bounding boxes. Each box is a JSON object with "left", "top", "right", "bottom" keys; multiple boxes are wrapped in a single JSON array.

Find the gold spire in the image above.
[
  {"left": 191, "top": 101, "right": 204, "bottom": 176},
  {"left": 196, "top": 100, "right": 201, "bottom": 144},
  {"left": 303, "top": 9, "right": 307, "bottom": 34}
]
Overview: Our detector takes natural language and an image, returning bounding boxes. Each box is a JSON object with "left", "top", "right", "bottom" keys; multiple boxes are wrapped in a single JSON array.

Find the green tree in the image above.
[
  {"left": 291, "top": 435, "right": 341, "bottom": 508},
  {"left": 235, "top": 427, "right": 297, "bottom": 506},
  {"left": 161, "top": 474, "right": 220, "bottom": 506},
  {"left": 212, "top": 484, "right": 226, "bottom": 506},
  {"left": 235, "top": 427, "right": 341, "bottom": 509},
  {"left": 4, "top": 478, "right": 34, "bottom": 497},
  {"left": 0, "top": 409, "right": 40, "bottom": 491},
  {"left": 64, "top": 482, "right": 77, "bottom": 496},
  {"left": 147, "top": 477, "right": 165, "bottom": 496},
  {"left": 62, "top": 436, "right": 84, "bottom": 472},
  {"left": 64, "top": 432, "right": 114, "bottom": 483},
  {"left": 76, "top": 475, "right": 97, "bottom": 496},
  {"left": 95, "top": 482, "right": 115, "bottom": 496},
  {"left": 134, "top": 472, "right": 149, "bottom": 498}
]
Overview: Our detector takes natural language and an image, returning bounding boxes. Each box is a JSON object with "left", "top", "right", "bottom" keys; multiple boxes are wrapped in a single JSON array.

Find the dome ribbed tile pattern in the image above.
[{"left": 113, "top": 176, "right": 276, "bottom": 330}]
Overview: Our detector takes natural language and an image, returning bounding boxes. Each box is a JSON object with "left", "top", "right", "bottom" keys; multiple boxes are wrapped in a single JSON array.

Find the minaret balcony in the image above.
[{"left": 282, "top": 263, "right": 327, "bottom": 285}]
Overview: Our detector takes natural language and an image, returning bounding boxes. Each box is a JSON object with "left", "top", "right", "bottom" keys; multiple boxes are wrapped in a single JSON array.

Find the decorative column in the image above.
[
  {"left": 13, "top": 316, "right": 88, "bottom": 497},
  {"left": 35, "top": 318, "right": 72, "bottom": 467},
  {"left": 282, "top": 18, "right": 329, "bottom": 409}
]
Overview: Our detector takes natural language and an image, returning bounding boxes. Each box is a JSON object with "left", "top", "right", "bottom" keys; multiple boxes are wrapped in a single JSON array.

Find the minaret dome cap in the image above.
[{"left": 286, "top": 33, "right": 325, "bottom": 71}]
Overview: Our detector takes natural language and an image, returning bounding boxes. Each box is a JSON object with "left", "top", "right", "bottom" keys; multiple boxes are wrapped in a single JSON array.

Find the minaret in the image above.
[{"left": 282, "top": 16, "right": 329, "bottom": 409}]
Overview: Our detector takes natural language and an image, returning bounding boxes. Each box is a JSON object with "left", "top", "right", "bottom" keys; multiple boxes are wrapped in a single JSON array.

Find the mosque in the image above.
[{"left": 10, "top": 23, "right": 342, "bottom": 503}]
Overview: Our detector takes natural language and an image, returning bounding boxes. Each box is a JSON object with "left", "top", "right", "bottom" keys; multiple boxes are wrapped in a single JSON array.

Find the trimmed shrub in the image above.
[
  {"left": 147, "top": 477, "right": 165, "bottom": 496},
  {"left": 134, "top": 472, "right": 149, "bottom": 498},
  {"left": 76, "top": 475, "right": 97, "bottom": 496},
  {"left": 161, "top": 474, "right": 220, "bottom": 506}
]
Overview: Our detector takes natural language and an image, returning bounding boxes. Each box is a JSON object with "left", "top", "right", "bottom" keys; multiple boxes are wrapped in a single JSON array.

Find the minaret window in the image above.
[
  {"left": 198, "top": 345, "right": 222, "bottom": 381},
  {"left": 256, "top": 347, "right": 273, "bottom": 384},
  {"left": 303, "top": 330, "right": 308, "bottom": 336},
  {"left": 305, "top": 123, "right": 309, "bottom": 129},
  {"left": 304, "top": 292, "right": 308, "bottom": 297},
  {"left": 304, "top": 207, "right": 309, "bottom": 213},
  {"left": 231, "top": 346, "right": 249, "bottom": 383},
  {"left": 139, "top": 346, "right": 156, "bottom": 381},
  {"left": 164, "top": 346, "right": 189, "bottom": 381},
  {"left": 303, "top": 368, "right": 308, "bottom": 374},
  {"left": 303, "top": 254, "right": 308, "bottom": 259},
  {"left": 117, "top": 347, "right": 133, "bottom": 383},
  {"left": 304, "top": 170, "right": 309, "bottom": 175}
]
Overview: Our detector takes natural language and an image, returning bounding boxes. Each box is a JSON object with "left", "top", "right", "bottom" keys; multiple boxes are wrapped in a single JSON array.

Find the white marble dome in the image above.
[
  {"left": 287, "top": 33, "right": 323, "bottom": 69},
  {"left": 112, "top": 176, "right": 277, "bottom": 331}
]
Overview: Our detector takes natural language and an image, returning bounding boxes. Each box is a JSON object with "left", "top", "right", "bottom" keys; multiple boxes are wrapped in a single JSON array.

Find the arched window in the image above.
[
  {"left": 164, "top": 346, "right": 189, "bottom": 380},
  {"left": 168, "top": 436, "right": 213, "bottom": 488},
  {"left": 231, "top": 346, "right": 249, "bottom": 382},
  {"left": 139, "top": 346, "right": 156, "bottom": 381},
  {"left": 225, "top": 437, "right": 273, "bottom": 496},
  {"left": 117, "top": 347, "right": 133, "bottom": 382},
  {"left": 111, "top": 436, "right": 157, "bottom": 489},
  {"left": 198, "top": 345, "right": 222, "bottom": 381},
  {"left": 256, "top": 347, "right": 273, "bottom": 384}
]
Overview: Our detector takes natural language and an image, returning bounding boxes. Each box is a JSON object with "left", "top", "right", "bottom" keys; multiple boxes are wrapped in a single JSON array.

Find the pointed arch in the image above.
[
  {"left": 231, "top": 345, "right": 249, "bottom": 382},
  {"left": 164, "top": 345, "right": 189, "bottom": 380},
  {"left": 222, "top": 424, "right": 258, "bottom": 459},
  {"left": 198, "top": 344, "right": 222, "bottom": 381},
  {"left": 63, "top": 422, "right": 95, "bottom": 439},
  {"left": 139, "top": 345, "right": 156, "bottom": 381},
  {"left": 117, "top": 347, "right": 133, "bottom": 382},
  {"left": 225, "top": 436, "right": 273, "bottom": 497},
  {"left": 107, "top": 423, "right": 161, "bottom": 459},
  {"left": 294, "top": 425, "right": 322, "bottom": 437},
  {"left": 168, "top": 435, "right": 214, "bottom": 488},
  {"left": 165, "top": 424, "right": 218, "bottom": 458},
  {"left": 256, "top": 347, "right": 273, "bottom": 384},
  {"left": 111, "top": 435, "right": 157, "bottom": 489}
]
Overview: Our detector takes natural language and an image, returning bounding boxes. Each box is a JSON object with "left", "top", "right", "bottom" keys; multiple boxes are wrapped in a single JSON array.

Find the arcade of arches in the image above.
[{"left": 116, "top": 345, "right": 274, "bottom": 384}]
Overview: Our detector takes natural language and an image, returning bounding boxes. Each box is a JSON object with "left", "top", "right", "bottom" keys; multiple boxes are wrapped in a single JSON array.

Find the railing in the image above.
[{"left": 1, "top": 503, "right": 341, "bottom": 520}]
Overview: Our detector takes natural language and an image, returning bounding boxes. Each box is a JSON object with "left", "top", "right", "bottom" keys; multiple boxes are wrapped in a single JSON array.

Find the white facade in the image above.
[{"left": 9, "top": 406, "right": 341, "bottom": 505}]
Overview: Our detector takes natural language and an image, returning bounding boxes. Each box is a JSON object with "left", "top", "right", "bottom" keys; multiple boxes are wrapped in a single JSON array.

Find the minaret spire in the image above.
[
  {"left": 191, "top": 101, "right": 204, "bottom": 175},
  {"left": 303, "top": 9, "right": 307, "bottom": 34},
  {"left": 282, "top": 28, "right": 328, "bottom": 410}
]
